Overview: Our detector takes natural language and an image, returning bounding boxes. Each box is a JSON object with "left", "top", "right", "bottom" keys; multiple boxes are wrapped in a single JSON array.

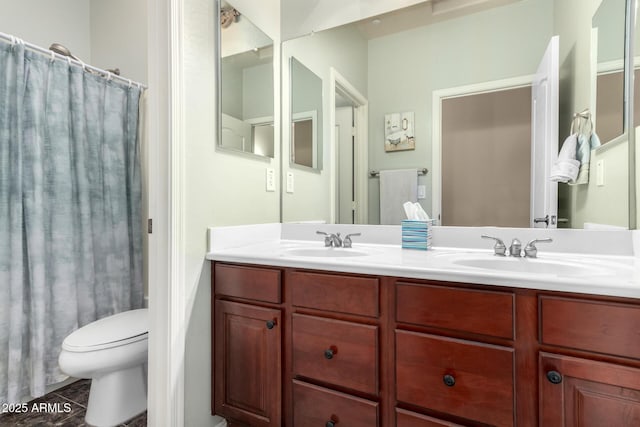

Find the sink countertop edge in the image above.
[{"left": 206, "top": 240, "right": 640, "bottom": 300}]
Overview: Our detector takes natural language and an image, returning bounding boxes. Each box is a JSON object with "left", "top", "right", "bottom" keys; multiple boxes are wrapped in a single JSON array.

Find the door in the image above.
[
  {"left": 336, "top": 105, "right": 355, "bottom": 224},
  {"left": 540, "top": 352, "right": 640, "bottom": 426},
  {"left": 214, "top": 300, "right": 282, "bottom": 427},
  {"left": 531, "top": 36, "right": 559, "bottom": 228}
]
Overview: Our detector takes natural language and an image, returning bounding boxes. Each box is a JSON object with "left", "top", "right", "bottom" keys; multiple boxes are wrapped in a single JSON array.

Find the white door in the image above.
[
  {"left": 531, "top": 36, "right": 559, "bottom": 228},
  {"left": 336, "top": 106, "right": 354, "bottom": 224}
]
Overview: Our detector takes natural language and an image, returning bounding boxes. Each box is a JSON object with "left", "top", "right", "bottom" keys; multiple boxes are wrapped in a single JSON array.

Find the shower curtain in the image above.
[{"left": 0, "top": 41, "right": 143, "bottom": 403}]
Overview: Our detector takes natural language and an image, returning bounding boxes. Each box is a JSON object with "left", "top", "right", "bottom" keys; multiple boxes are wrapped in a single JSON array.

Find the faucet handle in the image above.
[
  {"left": 343, "top": 233, "right": 361, "bottom": 248},
  {"left": 509, "top": 238, "right": 522, "bottom": 257},
  {"left": 481, "top": 234, "right": 506, "bottom": 256},
  {"left": 524, "top": 238, "right": 553, "bottom": 258},
  {"left": 316, "top": 231, "right": 332, "bottom": 247}
]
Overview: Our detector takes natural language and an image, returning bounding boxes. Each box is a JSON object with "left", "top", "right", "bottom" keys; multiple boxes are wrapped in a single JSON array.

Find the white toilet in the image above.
[{"left": 58, "top": 309, "right": 148, "bottom": 427}]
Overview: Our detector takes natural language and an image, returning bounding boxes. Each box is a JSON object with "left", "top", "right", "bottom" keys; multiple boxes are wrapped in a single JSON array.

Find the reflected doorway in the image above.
[{"left": 330, "top": 68, "right": 368, "bottom": 224}]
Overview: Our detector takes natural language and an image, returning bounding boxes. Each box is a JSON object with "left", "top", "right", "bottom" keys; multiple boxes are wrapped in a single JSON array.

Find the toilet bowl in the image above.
[{"left": 58, "top": 309, "right": 148, "bottom": 427}]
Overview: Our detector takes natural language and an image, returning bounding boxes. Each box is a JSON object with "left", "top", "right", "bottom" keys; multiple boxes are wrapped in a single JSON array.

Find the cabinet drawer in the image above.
[
  {"left": 292, "top": 314, "right": 378, "bottom": 395},
  {"left": 396, "top": 408, "right": 464, "bottom": 427},
  {"left": 214, "top": 264, "right": 281, "bottom": 303},
  {"left": 289, "top": 270, "right": 379, "bottom": 317},
  {"left": 396, "top": 330, "right": 514, "bottom": 427},
  {"left": 396, "top": 282, "right": 514, "bottom": 339},
  {"left": 540, "top": 296, "right": 640, "bottom": 359},
  {"left": 293, "top": 380, "right": 379, "bottom": 427}
]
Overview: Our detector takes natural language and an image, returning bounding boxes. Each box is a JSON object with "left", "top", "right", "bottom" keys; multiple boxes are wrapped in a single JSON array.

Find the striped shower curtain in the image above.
[{"left": 0, "top": 40, "right": 143, "bottom": 403}]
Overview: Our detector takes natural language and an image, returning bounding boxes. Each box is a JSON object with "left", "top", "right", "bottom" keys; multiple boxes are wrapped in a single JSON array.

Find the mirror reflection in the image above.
[
  {"left": 290, "top": 57, "right": 323, "bottom": 169},
  {"left": 219, "top": 0, "right": 275, "bottom": 158},
  {"left": 280, "top": 0, "right": 632, "bottom": 229},
  {"left": 593, "top": 0, "right": 626, "bottom": 144}
]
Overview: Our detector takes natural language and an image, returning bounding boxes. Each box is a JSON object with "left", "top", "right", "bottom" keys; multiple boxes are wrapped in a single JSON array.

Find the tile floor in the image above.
[{"left": 0, "top": 380, "right": 147, "bottom": 426}]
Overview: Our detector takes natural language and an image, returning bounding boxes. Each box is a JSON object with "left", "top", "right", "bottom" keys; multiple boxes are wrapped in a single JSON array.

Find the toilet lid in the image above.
[{"left": 62, "top": 309, "right": 148, "bottom": 352}]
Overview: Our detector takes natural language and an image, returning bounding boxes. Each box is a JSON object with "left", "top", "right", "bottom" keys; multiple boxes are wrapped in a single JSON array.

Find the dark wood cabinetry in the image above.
[
  {"left": 214, "top": 300, "right": 281, "bottom": 427},
  {"left": 212, "top": 261, "right": 640, "bottom": 426},
  {"left": 539, "top": 352, "right": 640, "bottom": 426}
]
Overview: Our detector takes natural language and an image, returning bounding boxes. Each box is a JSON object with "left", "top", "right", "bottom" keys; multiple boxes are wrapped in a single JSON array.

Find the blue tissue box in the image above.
[{"left": 401, "top": 220, "right": 435, "bottom": 250}]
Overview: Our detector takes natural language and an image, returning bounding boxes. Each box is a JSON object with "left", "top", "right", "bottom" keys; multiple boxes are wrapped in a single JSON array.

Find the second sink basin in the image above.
[
  {"left": 284, "top": 247, "right": 370, "bottom": 258},
  {"left": 452, "top": 256, "right": 607, "bottom": 276}
]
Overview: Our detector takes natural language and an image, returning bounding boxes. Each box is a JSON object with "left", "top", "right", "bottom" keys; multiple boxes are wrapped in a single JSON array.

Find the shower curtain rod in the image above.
[{"left": 0, "top": 32, "right": 148, "bottom": 90}]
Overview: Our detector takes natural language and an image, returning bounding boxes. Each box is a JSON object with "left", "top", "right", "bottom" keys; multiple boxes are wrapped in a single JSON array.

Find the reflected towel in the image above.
[
  {"left": 550, "top": 134, "right": 580, "bottom": 183},
  {"left": 570, "top": 132, "right": 602, "bottom": 185},
  {"left": 380, "top": 169, "right": 418, "bottom": 225}
]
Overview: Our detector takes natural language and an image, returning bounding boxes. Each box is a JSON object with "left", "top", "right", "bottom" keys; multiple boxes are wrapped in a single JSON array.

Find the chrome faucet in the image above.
[
  {"left": 524, "top": 238, "right": 553, "bottom": 258},
  {"left": 316, "top": 231, "right": 343, "bottom": 247},
  {"left": 509, "top": 238, "right": 522, "bottom": 257},
  {"left": 481, "top": 235, "right": 506, "bottom": 256},
  {"left": 343, "top": 233, "right": 361, "bottom": 248}
]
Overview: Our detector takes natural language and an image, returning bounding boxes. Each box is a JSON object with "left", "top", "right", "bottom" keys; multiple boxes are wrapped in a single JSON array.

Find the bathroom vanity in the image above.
[{"left": 208, "top": 224, "right": 640, "bottom": 427}]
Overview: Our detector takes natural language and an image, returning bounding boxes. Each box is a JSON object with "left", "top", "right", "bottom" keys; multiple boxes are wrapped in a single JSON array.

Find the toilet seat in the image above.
[{"left": 62, "top": 308, "right": 148, "bottom": 352}]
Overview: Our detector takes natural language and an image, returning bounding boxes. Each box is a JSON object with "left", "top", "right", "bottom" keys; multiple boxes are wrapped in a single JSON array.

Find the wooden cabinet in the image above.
[
  {"left": 539, "top": 352, "right": 640, "bottom": 426},
  {"left": 395, "top": 283, "right": 516, "bottom": 426},
  {"left": 539, "top": 296, "right": 640, "bottom": 426},
  {"left": 288, "top": 270, "right": 381, "bottom": 426},
  {"left": 212, "top": 261, "right": 640, "bottom": 427},
  {"left": 213, "top": 265, "right": 282, "bottom": 427}
]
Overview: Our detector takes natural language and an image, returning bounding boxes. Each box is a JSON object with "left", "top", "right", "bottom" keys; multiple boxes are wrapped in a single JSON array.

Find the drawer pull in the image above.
[
  {"left": 443, "top": 374, "right": 456, "bottom": 387},
  {"left": 324, "top": 347, "right": 336, "bottom": 360},
  {"left": 546, "top": 370, "right": 563, "bottom": 384},
  {"left": 325, "top": 421, "right": 336, "bottom": 427},
  {"left": 266, "top": 319, "right": 276, "bottom": 330}
]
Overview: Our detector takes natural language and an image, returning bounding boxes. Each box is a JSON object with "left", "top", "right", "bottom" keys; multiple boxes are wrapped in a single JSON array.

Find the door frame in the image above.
[
  {"left": 329, "top": 68, "right": 369, "bottom": 224},
  {"left": 431, "top": 75, "right": 533, "bottom": 224}
]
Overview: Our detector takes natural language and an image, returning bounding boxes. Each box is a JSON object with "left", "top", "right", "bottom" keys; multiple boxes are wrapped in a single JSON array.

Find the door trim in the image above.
[
  {"left": 329, "top": 68, "right": 369, "bottom": 224},
  {"left": 431, "top": 75, "right": 533, "bottom": 224}
]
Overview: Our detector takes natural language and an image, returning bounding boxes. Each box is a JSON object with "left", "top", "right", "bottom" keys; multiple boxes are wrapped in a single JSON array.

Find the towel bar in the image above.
[{"left": 369, "top": 168, "right": 428, "bottom": 178}]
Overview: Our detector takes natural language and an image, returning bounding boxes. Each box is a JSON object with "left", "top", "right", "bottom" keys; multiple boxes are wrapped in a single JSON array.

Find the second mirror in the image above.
[{"left": 290, "top": 57, "right": 323, "bottom": 170}]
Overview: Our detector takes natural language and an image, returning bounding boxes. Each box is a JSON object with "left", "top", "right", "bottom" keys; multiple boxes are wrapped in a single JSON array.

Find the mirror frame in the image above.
[
  {"left": 215, "top": 0, "right": 276, "bottom": 161},
  {"left": 625, "top": 0, "right": 636, "bottom": 228}
]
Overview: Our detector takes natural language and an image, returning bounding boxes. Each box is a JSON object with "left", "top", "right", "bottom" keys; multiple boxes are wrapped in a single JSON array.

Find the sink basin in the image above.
[
  {"left": 283, "top": 247, "right": 370, "bottom": 258},
  {"left": 451, "top": 256, "right": 607, "bottom": 276}
]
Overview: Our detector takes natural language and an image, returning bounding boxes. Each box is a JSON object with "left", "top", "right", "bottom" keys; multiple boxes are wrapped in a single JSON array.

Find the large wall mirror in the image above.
[
  {"left": 218, "top": 0, "right": 275, "bottom": 158},
  {"left": 280, "top": 0, "right": 636, "bottom": 229}
]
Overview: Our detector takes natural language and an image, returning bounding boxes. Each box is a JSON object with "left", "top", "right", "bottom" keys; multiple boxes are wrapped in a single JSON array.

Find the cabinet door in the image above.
[
  {"left": 214, "top": 300, "right": 281, "bottom": 427},
  {"left": 540, "top": 352, "right": 640, "bottom": 426}
]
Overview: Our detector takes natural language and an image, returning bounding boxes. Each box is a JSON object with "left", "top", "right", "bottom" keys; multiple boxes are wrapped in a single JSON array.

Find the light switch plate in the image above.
[
  {"left": 596, "top": 160, "right": 604, "bottom": 186},
  {"left": 266, "top": 168, "right": 275, "bottom": 192},
  {"left": 286, "top": 171, "right": 294, "bottom": 193},
  {"left": 417, "top": 185, "right": 426, "bottom": 200}
]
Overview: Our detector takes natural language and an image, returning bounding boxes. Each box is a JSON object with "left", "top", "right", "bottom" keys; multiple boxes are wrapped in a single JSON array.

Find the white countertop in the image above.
[{"left": 206, "top": 223, "right": 640, "bottom": 299}]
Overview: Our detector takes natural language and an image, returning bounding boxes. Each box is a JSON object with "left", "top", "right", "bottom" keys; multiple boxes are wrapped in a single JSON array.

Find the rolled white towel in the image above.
[{"left": 550, "top": 134, "right": 580, "bottom": 183}]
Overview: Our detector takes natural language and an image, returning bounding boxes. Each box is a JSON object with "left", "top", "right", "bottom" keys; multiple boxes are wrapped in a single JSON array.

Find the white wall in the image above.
[
  {"left": 0, "top": 0, "right": 91, "bottom": 60},
  {"left": 282, "top": 24, "right": 368, "bottom": 222},
  {"left": 90, "top": 0, "right": 148, "bottom": 85},
  {"left": 366, "top": 0, "right": 554, "bottom": 223},
  {"left": 182, "top": 0, "right": 280, "bottom": 426}
]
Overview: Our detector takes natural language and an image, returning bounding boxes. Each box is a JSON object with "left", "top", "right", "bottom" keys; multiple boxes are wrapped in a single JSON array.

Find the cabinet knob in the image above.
[
  {"left": 324, "top": 348, "right": 335, "bottom": 360},
  {"left": 546, "top": 370, "right": 563, "bottom": 384},
  {"left": 266, "top": 320, "right": 276, "bottom": 330},
  {"left": 325, "top": 421, "right": 336, "bottom": 427},
  {"left": 443, "top": 374, "right": 456, "bottom": 387}
]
